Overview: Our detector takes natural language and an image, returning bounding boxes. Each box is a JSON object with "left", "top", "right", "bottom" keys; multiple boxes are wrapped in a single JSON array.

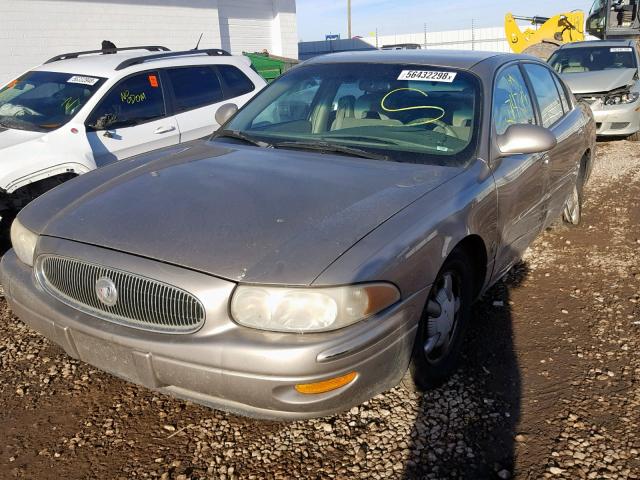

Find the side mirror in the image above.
[
  {"left": 92, "top": 113, "right": 117, "bottom": 131},
  {"left": 496, "top": 124, "right": 557, "bottom": 156},
  {"left": 215, "top": 103, "right": 238, "bottom": 126}
]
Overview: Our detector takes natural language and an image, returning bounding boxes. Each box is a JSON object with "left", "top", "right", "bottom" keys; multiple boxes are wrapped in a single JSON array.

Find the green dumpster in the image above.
[{"left": 243, "top": 52, "right": 299, "bottom": 83}]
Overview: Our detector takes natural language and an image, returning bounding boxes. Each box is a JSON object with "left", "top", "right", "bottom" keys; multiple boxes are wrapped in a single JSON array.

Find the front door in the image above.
[
  {"left": 85, "top": 71, "right": 180, "bottom": 166},
  {"left": 490, "top": 64, "right": 550, "bottom": 280}
]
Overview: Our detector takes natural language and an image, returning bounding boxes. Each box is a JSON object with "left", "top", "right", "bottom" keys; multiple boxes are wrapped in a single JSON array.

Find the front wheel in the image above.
[{"left": 404, "top": 249, "right": 474, "bottom": 391}]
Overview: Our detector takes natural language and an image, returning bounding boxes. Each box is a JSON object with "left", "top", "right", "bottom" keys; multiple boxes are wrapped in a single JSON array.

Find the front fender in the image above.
[
  {"left": 4, "top": 162, "right": 91, "bottom": 193},
  {"left": 313, "top": 160, "right": 498, "bottom": 298}
]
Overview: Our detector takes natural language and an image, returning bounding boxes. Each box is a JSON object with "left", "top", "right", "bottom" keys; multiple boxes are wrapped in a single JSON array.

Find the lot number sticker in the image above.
[
  {"left": 398, "top": 70, "right": 457, "bottom": 83},
  {"left": 68, "top": 75, "right": 100, "bottom": 86},
  {"left": 611, "top": 47, "right": 633, "bottom": 52}
]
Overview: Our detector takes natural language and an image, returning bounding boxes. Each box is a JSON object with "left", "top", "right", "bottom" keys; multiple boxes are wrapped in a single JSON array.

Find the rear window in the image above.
[
  {"left": 218, "top": 65, "right": 255, "bottom": 99},
  {"left": 167, "top": 66, "right": 223, "bottom": 112}
]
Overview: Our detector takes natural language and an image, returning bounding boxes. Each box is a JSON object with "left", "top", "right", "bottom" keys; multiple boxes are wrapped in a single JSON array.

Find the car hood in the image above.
[
  {"left": 25, "top": 141, "right": 460, "bottom": 285},
  {"left": 561, "top": 68, "right": 637, "bottom": 94},
  {"left": 0, "top": 126, "right": 45, "bottom": 150}
]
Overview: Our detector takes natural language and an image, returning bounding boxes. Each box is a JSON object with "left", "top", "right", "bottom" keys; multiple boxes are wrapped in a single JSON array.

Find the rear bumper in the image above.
[{"left": 0, "top": 248, "right": 426, "bottom": 420}]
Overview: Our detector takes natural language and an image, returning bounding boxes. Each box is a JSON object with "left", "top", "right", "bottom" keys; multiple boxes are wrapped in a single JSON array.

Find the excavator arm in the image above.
[{"left": 505, "top": 11, "right": 585, "bottom": 54}]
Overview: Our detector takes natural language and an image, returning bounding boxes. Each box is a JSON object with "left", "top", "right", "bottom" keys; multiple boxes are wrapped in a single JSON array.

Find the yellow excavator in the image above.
[
  {"left": 506, "top": 2, "right": 640, "bottom": 59},
  {"left": 505, "top": 11, "right": 585, "bottom": 58}
]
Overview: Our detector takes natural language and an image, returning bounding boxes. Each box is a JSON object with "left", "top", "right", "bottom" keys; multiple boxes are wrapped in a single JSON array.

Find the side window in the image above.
[
  {"left": 166, "top": 66, "right": 223, "bottom": 112},
  {"left": 551, "top": 73, "right": 571, "bottom": 113},
  {"left": 493, "top": 65, "right": 536, "bottom": 135},
  {"left": 88, "top": 72, "right": 165, "bottom": 129},
  {"left": 523, "top": 64, "right": 564, "bottom": 128},
  {"left": 217, "top": 65, "right": 255, "bottom": 99}
]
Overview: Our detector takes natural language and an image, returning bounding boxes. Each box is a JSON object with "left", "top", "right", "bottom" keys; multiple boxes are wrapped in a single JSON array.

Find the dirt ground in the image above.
[{"left": 0, "top": 140, "right": 638, "bottom": 480}]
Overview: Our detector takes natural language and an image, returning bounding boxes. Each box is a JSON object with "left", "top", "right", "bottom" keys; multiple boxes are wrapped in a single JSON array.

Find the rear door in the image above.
[
  {"left": 522, "top": 63, "right": 582, "bottom": 227},
  {"left": 164, "top": 65, "right": 226, "bottom": 142},
  {"left": 85, "top": 71, "right": 179, "bottom": 166},
  {"left": 490, "top": 63, "right": 550, "bottom": 280},
  {"left": 167, "top": 64, "right": 257, "bottom": 142}
]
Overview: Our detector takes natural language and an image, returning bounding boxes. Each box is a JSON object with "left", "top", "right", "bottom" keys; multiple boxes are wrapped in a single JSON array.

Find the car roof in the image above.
[
  {"left": 558, "top": 39, "right": 636, "bottom": 49},
  {"left": 302, "top": 49, "right": 525, "bottom": 70},
  {"left": 32, "top": 49, "right": 250, "bottom": 79}
]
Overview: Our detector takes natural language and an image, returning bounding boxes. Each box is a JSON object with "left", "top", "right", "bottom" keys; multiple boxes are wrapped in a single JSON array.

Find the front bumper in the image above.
[
  {"left": 585, "top": 98, "right": 640, "bottom": 136},
  {"left": 0, "top": 240, "right": 426, "bottom": 420}
]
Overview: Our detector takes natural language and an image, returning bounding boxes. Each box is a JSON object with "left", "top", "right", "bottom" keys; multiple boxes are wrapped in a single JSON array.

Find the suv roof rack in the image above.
[
  {"left": 45, "top": 46, "right": 170, "bottom": 64},
  {"left": 115, "top": 49, "right": 231, "bottom": 71}
]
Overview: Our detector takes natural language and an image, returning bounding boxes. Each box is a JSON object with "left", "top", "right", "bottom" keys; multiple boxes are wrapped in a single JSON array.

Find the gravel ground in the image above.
[{"left": 0, "top": 141, "right": 639, "bottom": 479}]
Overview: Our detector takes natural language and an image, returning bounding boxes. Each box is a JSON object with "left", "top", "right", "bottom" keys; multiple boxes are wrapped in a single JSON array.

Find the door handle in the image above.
[
  {"left": 542, "top": 154, "right": 550, "bottom": 165},
  {"left": 154, "top": 125, "right": 176, "bottom": 134}
]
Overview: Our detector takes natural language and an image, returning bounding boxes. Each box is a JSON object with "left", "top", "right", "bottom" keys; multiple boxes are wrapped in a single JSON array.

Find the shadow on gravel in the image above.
[{"left": 404, "top": 261, "right": 530, "bottom": 479}]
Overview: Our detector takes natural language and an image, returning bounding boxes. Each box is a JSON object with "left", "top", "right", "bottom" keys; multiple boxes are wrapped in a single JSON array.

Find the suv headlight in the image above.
[
  {"left": 604, "top": 91, "right": 640, "bottom": 105},
  {"left": 230, "top": 283, "right": 400, "bottom": 333},
  {"left": 10, "top": 218, "right": 38, "bottom": 267}
]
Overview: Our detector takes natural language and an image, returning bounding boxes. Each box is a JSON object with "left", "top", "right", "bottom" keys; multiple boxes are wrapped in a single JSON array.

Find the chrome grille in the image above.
[{"left": 37, "top": 255, "right": 205, "bottom": 333}]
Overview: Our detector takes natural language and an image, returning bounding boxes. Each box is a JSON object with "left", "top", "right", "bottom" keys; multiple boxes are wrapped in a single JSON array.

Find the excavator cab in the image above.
[{"left": 587, "top": 0, "right": 640, "bottom": 38}]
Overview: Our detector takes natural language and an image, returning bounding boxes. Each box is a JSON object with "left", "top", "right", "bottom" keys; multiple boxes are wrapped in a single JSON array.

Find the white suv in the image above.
[{"left": 0, "top": 45, "right": 265, "bottom": 231}]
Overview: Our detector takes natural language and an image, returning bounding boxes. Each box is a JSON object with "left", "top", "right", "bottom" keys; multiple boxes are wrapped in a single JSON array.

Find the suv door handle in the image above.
[{"left": 154, "top": 125, "right": 176, "bottom": 134}]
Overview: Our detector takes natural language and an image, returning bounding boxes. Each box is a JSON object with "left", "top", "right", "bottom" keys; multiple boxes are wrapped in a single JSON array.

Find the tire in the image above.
[
  {"left": 522, "top": 41, "right": 562, "bottom": 60},
  {"left": 403, "top": 249, "right": 474, "bottom": 391},
  {"left": 563, "top": 165, "right": 585, "bottom": 226}
]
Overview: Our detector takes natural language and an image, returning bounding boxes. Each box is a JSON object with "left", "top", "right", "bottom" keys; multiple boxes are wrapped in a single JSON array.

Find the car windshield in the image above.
[
  {"left": 0, "top": 71, "right": 105, "bottom": 132},
  {"left": 223, "top": 63, "right": 480, "bottom": 166},
  {"left": 549, "top": 46, "right": 637, "bottom": 74}
]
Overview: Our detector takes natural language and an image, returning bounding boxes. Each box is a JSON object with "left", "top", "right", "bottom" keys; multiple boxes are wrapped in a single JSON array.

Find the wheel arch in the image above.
[
  {"left": 0, "top": 171, "right": 80, "bottom": 214},
  {"left": 448, "top": 234, "right": 489, "bottom": 301},
  {"left": 4, "top": 163, "right": 90, "bottom": 194},
  {"left": 580, "top": 148, "right": 593, "bottom": 185}
]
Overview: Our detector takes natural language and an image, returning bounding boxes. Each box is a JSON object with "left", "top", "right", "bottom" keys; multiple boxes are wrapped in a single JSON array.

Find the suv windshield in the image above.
[
  {"left": 223, "top": 63, "right": 480, "bottom": 166},
  {"left": 549, "top": 46, "right": 636, "bottom": 74},
  {"left": 0, "top": 71, "right": 105, "bottom": 132}
]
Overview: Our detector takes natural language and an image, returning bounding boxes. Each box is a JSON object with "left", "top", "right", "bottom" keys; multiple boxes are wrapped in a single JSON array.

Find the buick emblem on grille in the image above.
[{"left": 95, "top": 276, "right": 118, "bottom": 307}]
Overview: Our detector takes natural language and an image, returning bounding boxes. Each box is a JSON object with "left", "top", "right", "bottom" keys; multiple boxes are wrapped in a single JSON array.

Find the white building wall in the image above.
[
  {"left": 363, "top": 27, "right": 511, "bottom": 53},
  {"left": 0, "top": 0, "right": 297, "bottom": 84}
]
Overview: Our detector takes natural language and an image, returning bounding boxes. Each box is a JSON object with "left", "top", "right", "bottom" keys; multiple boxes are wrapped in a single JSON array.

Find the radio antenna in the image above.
[{"left": 193, "top": 33, "right": 204, "bottom": 51}]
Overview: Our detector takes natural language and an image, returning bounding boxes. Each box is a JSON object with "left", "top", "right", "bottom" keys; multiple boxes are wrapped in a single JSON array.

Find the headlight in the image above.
[
  {"left": 230, "top": 283, "right": 400, "bottom": 333},
  {"left": 604, "top": 91, "right": 640, "bottom": 105},
  {"left": 10, "top": 218, "right": 38, "bottom": 267}
]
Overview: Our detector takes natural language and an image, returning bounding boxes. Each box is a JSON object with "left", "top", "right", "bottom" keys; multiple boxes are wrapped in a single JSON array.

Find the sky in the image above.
[{"left": 296, "top": 0, "right": 595, "bottom": 41}]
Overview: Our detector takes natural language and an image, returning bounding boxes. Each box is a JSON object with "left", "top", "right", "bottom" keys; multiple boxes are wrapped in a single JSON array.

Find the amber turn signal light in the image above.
[{"left": 295, "top": 372, "right": 357, "bottom": 395}]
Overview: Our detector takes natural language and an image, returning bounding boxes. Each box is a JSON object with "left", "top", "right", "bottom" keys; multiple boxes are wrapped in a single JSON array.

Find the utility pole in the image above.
[
  {"left": 347, "top": 0, "right": 352, "bottom": 39},
  {"left": 471, "top": 18, "right": 476, "bottom": 50},
  {"left": 424, "top": 23, "right": 427, "bottom": 49}
]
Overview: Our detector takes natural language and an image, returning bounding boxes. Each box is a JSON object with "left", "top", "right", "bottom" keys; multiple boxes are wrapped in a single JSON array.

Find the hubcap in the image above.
[
  {"left": 564, "top": 184, "right": 580, "bottom": 225},
  {"left": 424, "top": 273, "right": 461, "bottom": 361}
]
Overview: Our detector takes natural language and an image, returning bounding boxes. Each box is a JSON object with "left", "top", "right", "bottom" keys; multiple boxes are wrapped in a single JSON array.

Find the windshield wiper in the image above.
[
  {"left": 0, "top": 117, "right": 40, "bottom": 132},
  {"left": 274, "top": 141, "right": 390, "bottom": 161},
  {"left": 321, "top": 134, "right": 400, "bottom": 146},
  {"left": 213, "top": 129, "right": 272, "bottom": 148}
]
